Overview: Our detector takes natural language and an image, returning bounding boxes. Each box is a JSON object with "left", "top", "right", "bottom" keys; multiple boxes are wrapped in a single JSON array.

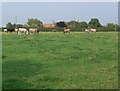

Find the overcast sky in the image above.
[
  {"left": 2, "top": 2, "right": 118, "bottom": 27},
  {"left": 1, "top": 0, "right": 119, "bottom": 2}
]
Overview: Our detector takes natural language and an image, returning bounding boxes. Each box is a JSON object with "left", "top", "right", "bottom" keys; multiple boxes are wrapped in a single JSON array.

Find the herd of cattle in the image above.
[
  {"left": 3, "top": 27, "right": 97, "bottom": 35},
  {"left": 3, "top": 28, "right": 39, "bottom": 35}
]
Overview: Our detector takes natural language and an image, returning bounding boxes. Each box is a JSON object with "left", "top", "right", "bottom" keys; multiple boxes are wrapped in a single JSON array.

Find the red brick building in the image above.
[
  {"left": 43, "top": 21, "right": 56, "bottom": 28},
  {"left": 43, "top": 24, "right": 55, "bottom": 28}
]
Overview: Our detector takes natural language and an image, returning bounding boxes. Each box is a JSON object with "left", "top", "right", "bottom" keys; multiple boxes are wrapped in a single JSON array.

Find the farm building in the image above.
[
  {"left": 43, "top": 20, "right": 56, "bottom": 28},
  {"left": 42, "top": 21, "right": 67, "bottom": 28},
  {"left": 43, "top": 24, "right": 55, "bottom": 28}
]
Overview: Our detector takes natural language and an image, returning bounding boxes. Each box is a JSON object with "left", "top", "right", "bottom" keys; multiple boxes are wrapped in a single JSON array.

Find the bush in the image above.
[
  {"left": 40, "top": 27, "right": 64, "bottom": 32},
  {"left": 69, "top": 27, "right": 85, "bottom": 32}
]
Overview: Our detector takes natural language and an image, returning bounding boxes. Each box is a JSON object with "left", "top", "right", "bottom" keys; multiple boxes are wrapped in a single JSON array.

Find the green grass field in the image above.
[{"left": 2, "top": 32, "right": 118, "bottom": 89}]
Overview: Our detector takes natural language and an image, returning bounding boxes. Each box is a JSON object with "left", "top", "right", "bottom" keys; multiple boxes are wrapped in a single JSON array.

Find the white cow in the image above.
[
  {"left": 15, "top": 29, "right": 19, "bottom": 34},
  {"left": 3, "top": 29, "right": 7, "bottom": 32},
  {"left": 85, "top": 28, "right": 97, "bottom": 33},
  {"left": 17, "top": 28, "right": 29, "bottom": 35},
  {"left": 29, "top": 28, "right": 39, "bottom": 34},
  {"left": 85, "top": 29, "right": 91, "bottom": 33},
  {"left": 90, "top": 29, "right": 97, "bottom": 32}
]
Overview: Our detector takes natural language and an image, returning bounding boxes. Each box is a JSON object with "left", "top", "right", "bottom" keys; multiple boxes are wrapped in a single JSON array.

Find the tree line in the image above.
[{"left": 2, "top": 18, "right": 120, "bottom": 32}]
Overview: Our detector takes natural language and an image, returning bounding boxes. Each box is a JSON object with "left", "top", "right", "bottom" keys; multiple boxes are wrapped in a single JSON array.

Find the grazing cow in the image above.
[
  {"left": 3, "top": 29, "right": 7, "bottom": 32},
  {"left": 15, "top": 29, "right": 19, "bottom": 34},
  {"left": 90, "top": 29, "right": 97, "bottom": 32},
  {"left": 85, "top": 28, "right": 97, "bottom": 33},
  {"left": 85, "top": 29, "right": 91, "bottom": 33},
  {"left": 63, "top": 27, "right": 70, "bottom": 34},
  {"left": 7, "top": 29, "right": 14, "bottom": 33},
  {"left": 28, "top": 28, "right": 39, "bottom": 34},
  {"left": 17, "top": 28, "right": 29, "bottom": 35}
]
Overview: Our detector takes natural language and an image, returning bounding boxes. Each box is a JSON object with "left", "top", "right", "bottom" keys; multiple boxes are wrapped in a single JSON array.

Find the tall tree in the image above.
[
  {"left": 67, "top": 21, "right": 79, "bottom": 28},
  {"left": 15, "top": 24, "right": 24, "bottom": 28},
  {"left": 23, "top": 24, "right": 29, "bottom": 29},
  {"left": 107, "top": 23, "right": 115, "bottom": 31},
  {"left": 88, "top": 18, "right": 101, "bottom": 29},
  {"left": 116, "top": 25, "right": 120, "bottom": 31},
  {"left": 13, "top": 23, "right": 23, "bottom": 29},
  {"left": 56, "top": 21, "right": 67, "bottom": 27},
  {"left": 79, "top": 22, "right": 88, "bottom": 29},
  {"left": 27, "top": 18, "right": 43, "bottom": 28},
  {"left": 6, "top": 22, "right": 14, "bottom": 29}
]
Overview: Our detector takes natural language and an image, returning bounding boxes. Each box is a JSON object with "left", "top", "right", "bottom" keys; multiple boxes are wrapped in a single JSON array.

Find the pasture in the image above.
[{"left": 2, "top": 32, "right": 118, "bottom": 89}]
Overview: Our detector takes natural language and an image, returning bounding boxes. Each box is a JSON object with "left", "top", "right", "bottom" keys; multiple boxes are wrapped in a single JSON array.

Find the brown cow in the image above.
[{"left": 63, "top": 27, "right": 70, "bottom": 34}]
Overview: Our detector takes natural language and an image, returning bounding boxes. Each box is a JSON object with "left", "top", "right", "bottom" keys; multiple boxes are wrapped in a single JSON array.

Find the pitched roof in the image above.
[{"left": 43, "top": 24, "right": 55, "bottom": 28}]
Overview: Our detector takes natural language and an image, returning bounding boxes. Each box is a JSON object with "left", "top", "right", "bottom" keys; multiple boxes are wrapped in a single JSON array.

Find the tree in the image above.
[
  {"left": 27, "top": 18, "right": 43, "bottom": 28},
  {"left": 17, "top": 24, "right": 24, "bottom": 28},
  {"left": 79, "top": 22, "right": 88, "bottom": 31},
  {"left": 6, "top": 22, "right": 14, "bottom": 29},
  {"left": 23, "top": 24, "right": 29, "bottom": 29},
  {"left": 88, "top": 18, "right": 101, "bottom": 29},
  {"left": 56, "top": 21, "right": 67, "bottom": 27},
  {"left": 106, "top": 23, "right": 115, "bottom": 31},
  {"left": 66, "top": 21, "right": 80, "bottom": 28},
  {"left": 13, "top": 24, "right": 24, "bottom": 28},
  {"left": 97, "top": 26, "right": 108, "bottom": 32},
  {"left": 116, "top": 25, "right": 120, "bottom": 31},
  {"left": 66, "top": 21, "right": 88, "bottom": 31}
]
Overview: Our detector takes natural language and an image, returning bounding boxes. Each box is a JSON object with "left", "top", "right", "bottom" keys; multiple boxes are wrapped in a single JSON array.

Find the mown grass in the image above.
[{"left": 2, "top": 32, "right": 118, "bottom": 89}]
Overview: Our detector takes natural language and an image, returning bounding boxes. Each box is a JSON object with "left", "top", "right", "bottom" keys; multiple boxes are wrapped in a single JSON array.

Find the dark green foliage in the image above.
[
  {"left": 116, "top": 25, "right": 120, "bottom": 31},
  {"left": 66, "top": 21, "right": 88, "bottom": 32},
  {"left": 6, "top": 23, "right": 25, "bottom": 29},
  {"left": 79, "top": 21, "right": 88, "bottom": 29},
  {"left": 107, "top": 23, "right": 115, "bottom": 31},
  {"left": 56, "top": 21, "right": 67, "bottom": 27},
  {"left": 6, "top": 22, "right": 14, "bottom": 29},
  {"left": 22, "top": 24, "right": 29, "bottom": 30},
  {"left": 97, "top": 26, "right": 108, "bottom": 32},
  {"left": 27, "top": 18, "right": 43, "bottom": 28},
  {"left": 97, "top": 24, "right": 120, "bottom": 32},
  {"left": 88, "top": 18, "right": 101, "bottom": 29},
  {"left": 16, "top": 24, "right": 24, "bottom": 28},
  {"left": 69, "top": 27, "right": 83, "bottom": 32},
  {"left": 66, "top": 21, "right": 80, "bottom": 28}
]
